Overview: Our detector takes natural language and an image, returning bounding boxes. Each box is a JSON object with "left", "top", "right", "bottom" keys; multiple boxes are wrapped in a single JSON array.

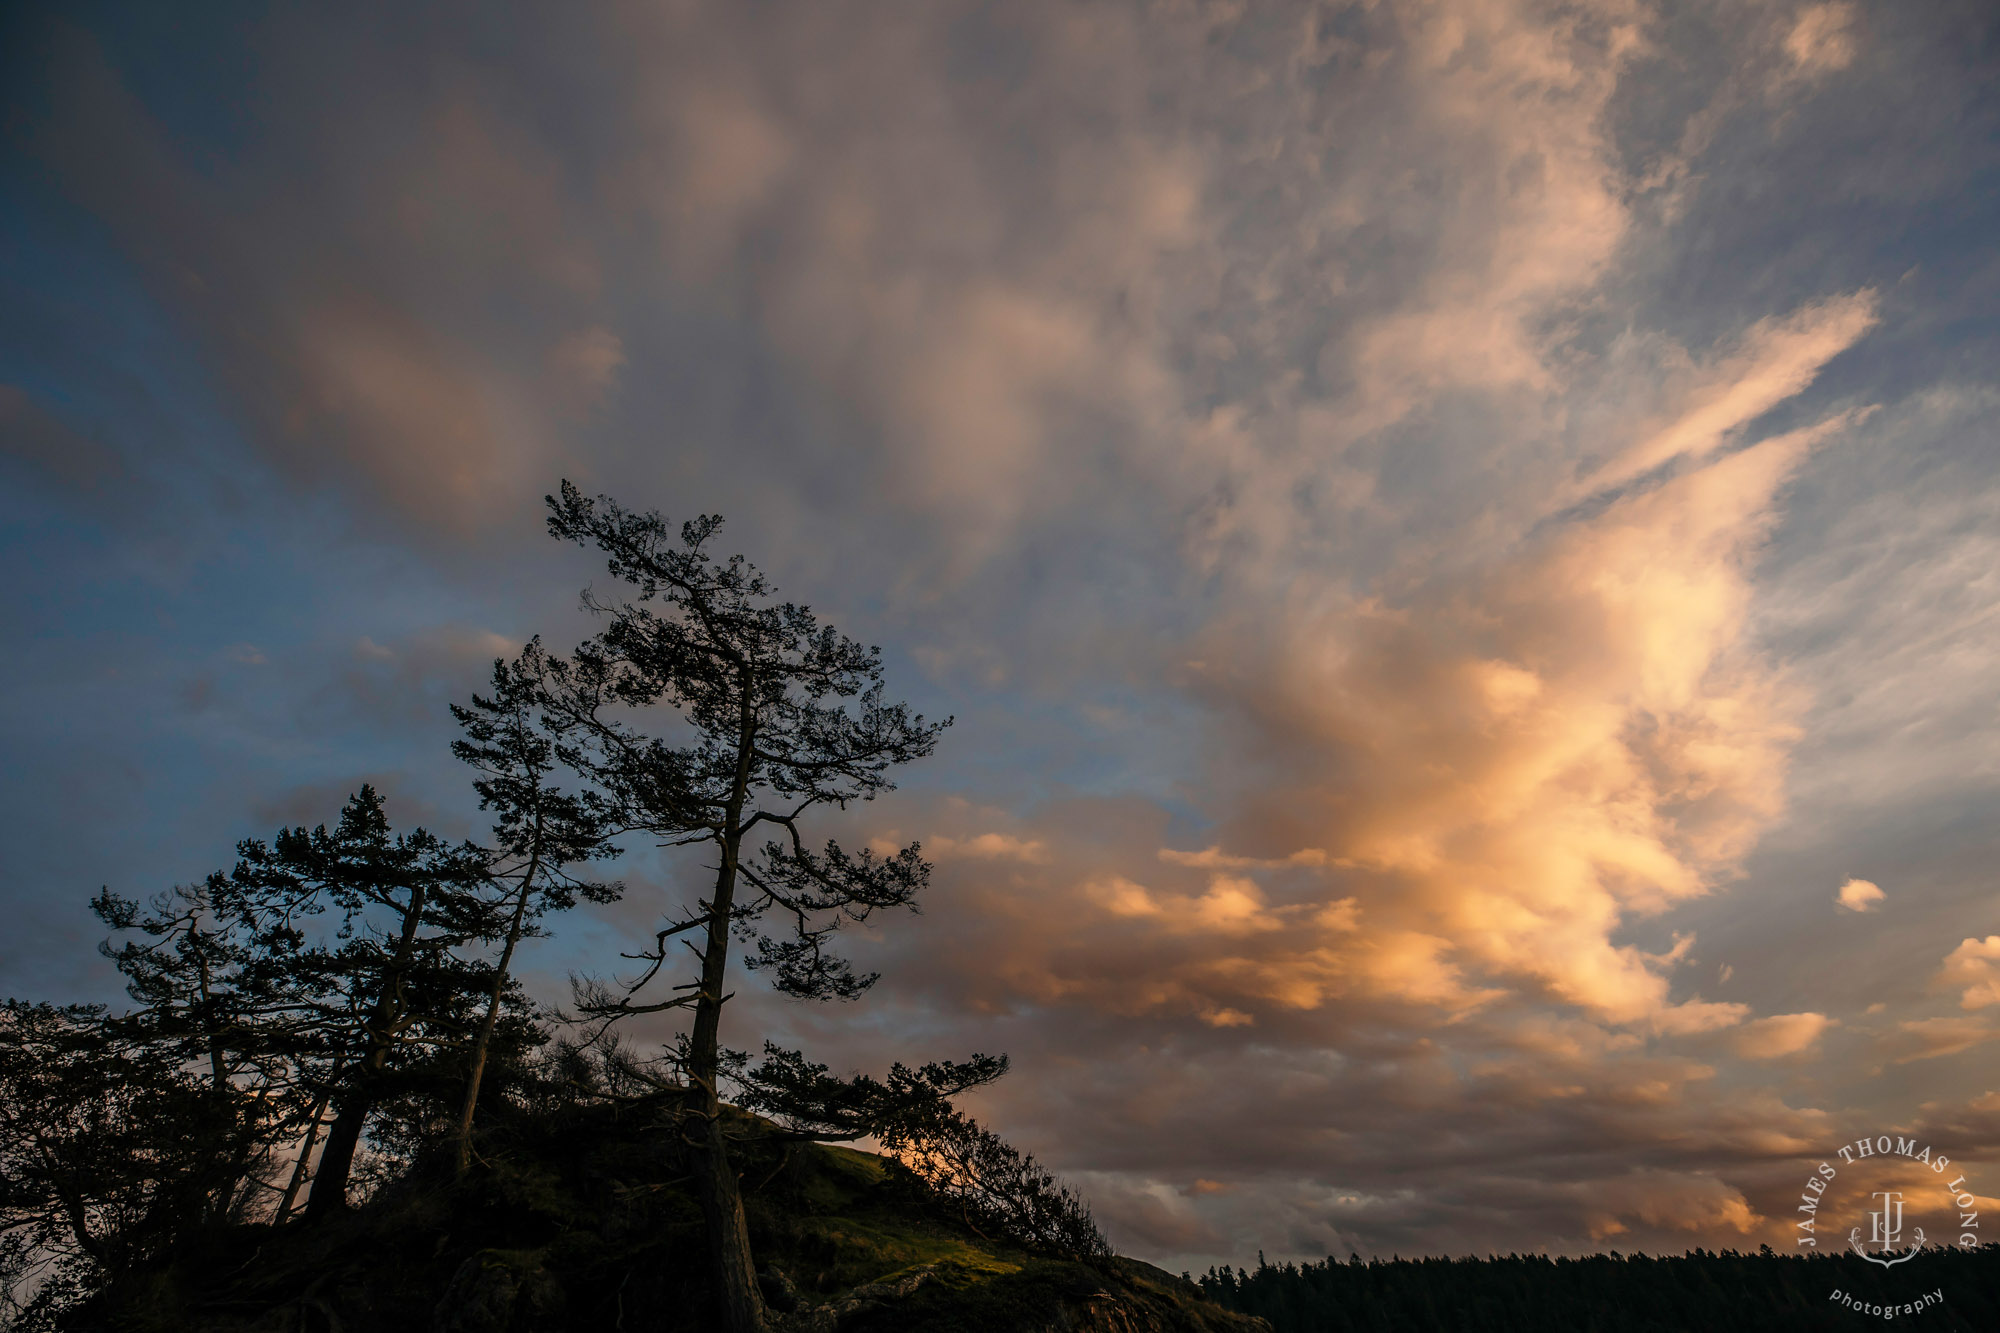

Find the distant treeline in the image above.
[{"left": 1195, "top": 1245, "right": 2000, "bottom": 1332}]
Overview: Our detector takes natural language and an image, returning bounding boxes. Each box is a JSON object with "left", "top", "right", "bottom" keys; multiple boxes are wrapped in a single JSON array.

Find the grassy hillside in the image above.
[{"left": 65, "top": 1098, "right": 1266, "bottom": 1333}]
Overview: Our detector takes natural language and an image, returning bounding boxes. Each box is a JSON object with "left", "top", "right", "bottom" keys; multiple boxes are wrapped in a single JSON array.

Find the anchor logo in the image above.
[{"left": 1849, "top": 1190, "right": 1926, "bottom": 1267}]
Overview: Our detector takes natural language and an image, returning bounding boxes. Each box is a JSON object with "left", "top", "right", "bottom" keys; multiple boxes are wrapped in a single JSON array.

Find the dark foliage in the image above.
[
  {"left": 221, "top": 786, "right": 509, "bottom": 1217},
  {"left": 0, "top": 1003, "right": 268, "bottom": 1327},
  {"left": 536, "top": 482, "right": 951, "bottom": 1028},
  {"left": 3, "top": 782, "right": 572, "bottom": 1325},
  {"left": 727, "top": 1043, "right": 1110, "bottom": 1258},
  {"left": 446, "top": 642, "right": 621, "bottom": 1176},
  {"left": 881, "top": 1105, "right": 1113, "bottom": 1261},
  {"left": 54, "top": 1089, "right": 1249, "bottom": 1333},
  {"left": 89, "top": 878, "right": 303, "bottom": 1215},
  {"left": 1, "top": 489, "right": 1116, "bottom": 1333},
  {"left": 1196, "top": 1244, "right": 2000, "bottom": 1332}
]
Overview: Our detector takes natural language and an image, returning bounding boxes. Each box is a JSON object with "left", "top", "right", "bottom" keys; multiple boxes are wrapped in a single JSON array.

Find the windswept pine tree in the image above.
[
  {"left": 222, "top": 787, "right": 500, "bottom": 1219},
  {"left": 90, "top": 879, "right": 296, "bottom": 1220},
  {"left": 446, "top": 642, "right": 621, "bottom": 1177},
  {"left": 531, "top": 482, "right": 963, "bottom": 1333}
]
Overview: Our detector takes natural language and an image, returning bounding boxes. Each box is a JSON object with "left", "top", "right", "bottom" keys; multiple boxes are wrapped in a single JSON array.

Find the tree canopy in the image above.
[{"left": 0, "top": 483, "right": 1108, "bottom": 1333}]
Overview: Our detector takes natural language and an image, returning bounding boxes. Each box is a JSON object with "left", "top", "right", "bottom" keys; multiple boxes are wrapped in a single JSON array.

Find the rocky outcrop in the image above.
[
  {"left": 432, "top": 1250, "right": 565, "bottom": 1333},
  {"left": 774, "top": 1258, "right": 1269, "bottom": 1333},
  {"left": 790, "top": 1262, "right": 945, "bottom": 1330}
]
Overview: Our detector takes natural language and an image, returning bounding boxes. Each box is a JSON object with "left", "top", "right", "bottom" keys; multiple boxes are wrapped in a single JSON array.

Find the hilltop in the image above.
[{"left": 63, "top": 1098, "right": 1266, "bottom": 1333}]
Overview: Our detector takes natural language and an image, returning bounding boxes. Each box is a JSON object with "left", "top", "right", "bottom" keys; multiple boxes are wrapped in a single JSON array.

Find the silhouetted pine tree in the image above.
[
  {"left": 222, "top": 786, "right": 497, "bottom": 1218},
  {"left": 531, "top": 483, "right": 956, "bottom": 1333},
  {"left": 0, "top": 1002, "right": 265, "bottom": 1325},
  {"left": 446, "top": 641, "right": 621, "bottom": 1177}
]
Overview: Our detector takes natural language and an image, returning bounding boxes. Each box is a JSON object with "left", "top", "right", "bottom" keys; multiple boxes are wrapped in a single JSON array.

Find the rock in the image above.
[
  {"left": 780, "top": 1258, "right": 1270, "bottom": 1333},
  {"left": 431, "top": 1249, "right": 565, "bottom": 1333},
  {"left": 792, "top": 1263, "right": 943, "bottom": 1331},
  {"left": 758, "top": 1263, "right": 803, "bottom": 1313}
]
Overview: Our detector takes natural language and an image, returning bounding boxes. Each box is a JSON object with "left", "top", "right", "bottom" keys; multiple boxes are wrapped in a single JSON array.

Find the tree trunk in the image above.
[
  {"left": 305, "top": 882, "right": 428, "bottom": 1219},
  {"left": 303, "top": 1090, "right": 370, "bottom": 1220},
  {"left": 53, "top": 1179, "right": 108, "bottom": 1266},
  {"left": 191, "top": 925, "right": 250, "bottom": 1223},
  {"left": 682, "top": 674, "right": 767, "bottom": 1333},
  {"left": 454, "top": 852, "right": 537, "bottom": 1177},
  {"left": 277, "top": 1086, "right": 333, "bottom": 1222},
  {"left": 692, "top": 1102, "right": 766, "bottom": 1333}
]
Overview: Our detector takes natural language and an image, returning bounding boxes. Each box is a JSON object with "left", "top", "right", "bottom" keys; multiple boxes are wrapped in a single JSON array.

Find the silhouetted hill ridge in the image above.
[{"left": 67, "top": 1098, "right": 1267, "bottom": 1333}]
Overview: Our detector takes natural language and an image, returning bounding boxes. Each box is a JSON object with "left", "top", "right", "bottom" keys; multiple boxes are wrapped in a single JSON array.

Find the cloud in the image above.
[
  {"left": 22, "top": 25, "right": 607, "bottom": 536},
  {"left": 1586, "top": 1170, "right": 1762, "bottom": 1241},
  {"left": 1165, "top": 403, "right": 1856, "bottom": 1035},
  {"left": 1745, "top": 386, "right": 2000, "bottom": 815},
  {"left": 1784, "top": 4, "right": 1859, "bottom": 75},
  {"left": 1891, "top": 1017, "right": 2000, "bottom": 1065},
  {"left": 1576, "top": 294, "right": 1877, "bottom": 497},
  {"left": 306, "top": 625, "right": 521, "bottom": 732},
  {"left": 926, "top": 832, "right": 1050, "bottom": 864},
  {"left": 1939, "top": 937, "right": 2000, "bottom": 1011},
  {"left": 1835, "top": 878, "right": 1885, "bottom": 912},
  {"left": 547, "top": 327, "right": 626, "bottom": 414},
  {"left": 1160, "top": 846, "right": 1331, "bottom": 871},
  {"left": 1730, "top": 1012, "right": 1833, "bottom": 1060},
  {"left": 1909, "top": 1090, "right": 2000, "bottom": 1158},
  {"left": 1338, "top": 0, "right": 1643, "bottom": 422},
  {"left": 10, "top": 0, "right": 1996, "bottom": 1274}
]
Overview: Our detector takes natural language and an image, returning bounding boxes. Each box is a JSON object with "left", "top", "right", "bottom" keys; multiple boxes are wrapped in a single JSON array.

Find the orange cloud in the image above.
[
  {"left": 1836, "top": 878, "right": 1885, "bottom": 912},
  {"left": 1894, "top": 1016, "right": 2000, "bottom": 1064},
  {"left": 1587, "top": 1171, "right": 1762, "bottom": 1242},
  {"left": 1731, "top": 1013, "right": 1834, "bottom": 1060},
  {"left": 1939, "top": 937, "right": 2000, "bottom": 1010},
  {"left": 1179, "top": 423, "right": 1842, "bottom": 1033},
  {"left": 1785, "top": 3, "right": 1859, "bottom": 75},
  {"left": 929, "top": 832, "right": 1051, "bottom": 864},
  {"left": 1579, "top": 294, "right": 1877, "bottom": 495}
]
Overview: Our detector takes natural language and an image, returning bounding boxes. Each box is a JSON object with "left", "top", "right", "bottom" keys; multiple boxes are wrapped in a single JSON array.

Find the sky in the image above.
[{"left": 4, "top": 0, "right": 2000, "bottom": 1274}]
